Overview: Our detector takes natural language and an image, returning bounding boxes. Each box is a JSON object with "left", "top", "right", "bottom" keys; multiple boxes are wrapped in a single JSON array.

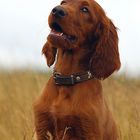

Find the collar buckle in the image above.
[{"left": 54, "top": 72, "right": 75, "bottom": 86}]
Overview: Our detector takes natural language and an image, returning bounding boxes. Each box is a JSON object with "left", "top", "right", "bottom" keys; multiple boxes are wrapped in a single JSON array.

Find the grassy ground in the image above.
[{"left": 0, "top": 70, "right": 140, "bottom": 140}]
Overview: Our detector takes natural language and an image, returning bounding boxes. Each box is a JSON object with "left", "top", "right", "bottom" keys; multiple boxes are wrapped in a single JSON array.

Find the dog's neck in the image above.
[{"left": 54, "top": 48, "right": 89, "bottom": 75}]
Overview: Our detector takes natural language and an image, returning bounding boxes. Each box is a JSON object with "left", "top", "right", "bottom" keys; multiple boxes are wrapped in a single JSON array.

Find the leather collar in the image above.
[{"left": 53, "top": 71, "right": 94, "bottom": 86}]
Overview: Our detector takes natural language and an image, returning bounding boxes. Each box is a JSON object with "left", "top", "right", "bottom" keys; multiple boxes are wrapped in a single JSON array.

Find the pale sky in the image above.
[{"left": 0, "top": 0, "right": 140, "bottom": 76}]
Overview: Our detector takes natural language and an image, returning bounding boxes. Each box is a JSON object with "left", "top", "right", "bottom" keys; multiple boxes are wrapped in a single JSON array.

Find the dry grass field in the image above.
[{"left": 0, "top": 70, "right": 140, "bottom": 140}]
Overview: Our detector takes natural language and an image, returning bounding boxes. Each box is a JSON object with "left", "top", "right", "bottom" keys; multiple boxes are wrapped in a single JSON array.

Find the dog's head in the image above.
[
  {"left": 43, "top": 0, "right": 121, "bottom": 79},
  {"left": 47, "top": 0, "right": 99, "bottom": 49}
]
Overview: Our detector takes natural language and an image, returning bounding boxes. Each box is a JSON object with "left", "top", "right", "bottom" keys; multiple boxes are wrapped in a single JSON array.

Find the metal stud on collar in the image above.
[
  {"left": 71, "top": 75, "right": 74, "bottom": 85},
  {"left": 88, "top": 71, "right": 92, "bottom": 79},
  {"left": 76, "top": 76, "right": 81, "bottom": 81}
]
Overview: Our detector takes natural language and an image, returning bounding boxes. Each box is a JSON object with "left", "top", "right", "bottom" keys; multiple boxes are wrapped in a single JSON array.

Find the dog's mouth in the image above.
[{"left": 49, "top": 22, "right": 77, "bottom": 43}]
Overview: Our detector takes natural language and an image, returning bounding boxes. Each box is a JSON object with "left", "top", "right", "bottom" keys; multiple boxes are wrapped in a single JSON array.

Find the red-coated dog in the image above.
[{"left": 34, "top": 0, "right": 121, "bottom": 139}]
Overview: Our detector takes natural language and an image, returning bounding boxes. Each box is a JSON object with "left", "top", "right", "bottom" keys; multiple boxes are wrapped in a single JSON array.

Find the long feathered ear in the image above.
[
  {"left": 42, "top": 41, "right": 57, "bottom": 67},
  {"left": 90, "top": 19, "right": 121, "bottom": 79}
]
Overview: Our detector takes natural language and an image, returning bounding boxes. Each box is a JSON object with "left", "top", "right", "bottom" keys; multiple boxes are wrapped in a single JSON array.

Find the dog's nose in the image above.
[{"left": 52, "top": 6, "right": 67, "bottom": 18}]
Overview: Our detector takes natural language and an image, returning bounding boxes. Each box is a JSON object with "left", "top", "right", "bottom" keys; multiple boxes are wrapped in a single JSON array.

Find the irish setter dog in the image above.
[{"left": 34, "top": 0, "right": 121, "bottom": 140}]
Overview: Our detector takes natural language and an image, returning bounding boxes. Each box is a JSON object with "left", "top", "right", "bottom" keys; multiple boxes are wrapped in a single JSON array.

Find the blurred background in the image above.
[{"left": 0, "top": 0, "right": 140, "bottom": 140}]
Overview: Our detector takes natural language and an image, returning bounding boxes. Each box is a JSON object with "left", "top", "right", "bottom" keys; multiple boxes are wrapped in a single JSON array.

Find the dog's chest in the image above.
[{"left": 45, "top": 87, "right": 97, "bottom": 139}]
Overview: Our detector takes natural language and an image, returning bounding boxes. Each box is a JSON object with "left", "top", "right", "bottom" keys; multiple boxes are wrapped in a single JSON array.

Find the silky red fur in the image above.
[{"left": 34, "top": 0, "right": 121, "bottom": 139}]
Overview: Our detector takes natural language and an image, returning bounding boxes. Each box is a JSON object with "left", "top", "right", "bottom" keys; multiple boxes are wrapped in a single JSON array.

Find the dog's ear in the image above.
[
  {"left": 42, "top": 41, "right": 57, "bottom": 67},
  {"left": 90, "top": 18, "right": 121, "bottom": 79}
]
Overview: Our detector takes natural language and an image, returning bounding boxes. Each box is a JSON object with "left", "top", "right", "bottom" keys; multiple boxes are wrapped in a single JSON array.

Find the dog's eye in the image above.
[
  {"left": 60, "top": 1, "right": 67, "bottom": 5},
  {"left": 81, "top": 7, "right": 89, "bottom": 13}
]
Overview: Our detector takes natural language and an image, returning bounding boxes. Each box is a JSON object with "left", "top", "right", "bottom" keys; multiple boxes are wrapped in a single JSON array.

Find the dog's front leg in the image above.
[{"left": 34, "top": 109, "right": 56, "bottom": 140}]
